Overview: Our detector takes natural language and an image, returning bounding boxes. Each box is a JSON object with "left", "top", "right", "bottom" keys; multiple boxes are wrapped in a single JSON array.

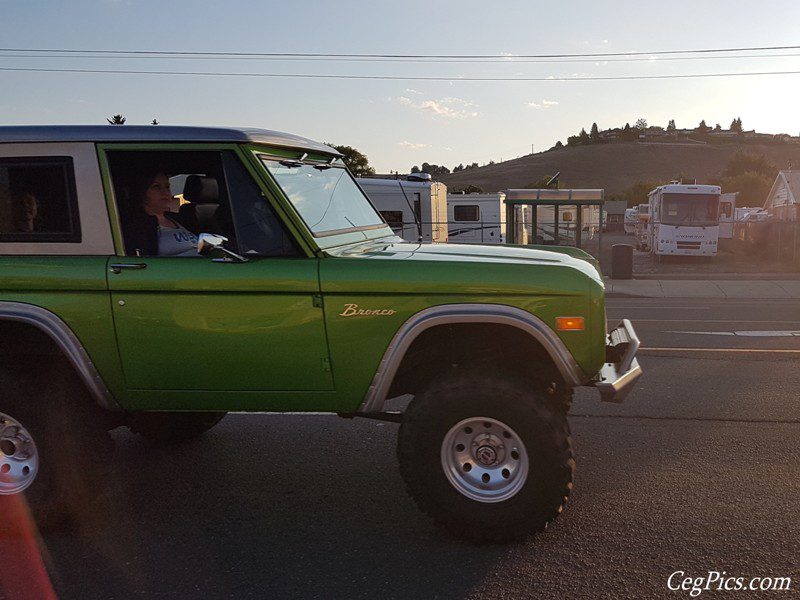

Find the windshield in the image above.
[
  {"left": 660, "top": 193, "right": 719, "bottom": 226},
  {"left": 260, "top": 158, "right": 386, "bottom": 236}
]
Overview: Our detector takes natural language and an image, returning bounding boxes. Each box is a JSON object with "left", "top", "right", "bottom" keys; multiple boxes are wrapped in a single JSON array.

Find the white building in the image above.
[{"left": 764, "top": 170, "right": 800, "bottom": 221}]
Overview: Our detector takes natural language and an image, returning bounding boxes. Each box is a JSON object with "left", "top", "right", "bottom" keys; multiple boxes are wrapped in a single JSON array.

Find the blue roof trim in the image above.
[{"left": 0, "top": 125, "right": 340, "bottom": 156}]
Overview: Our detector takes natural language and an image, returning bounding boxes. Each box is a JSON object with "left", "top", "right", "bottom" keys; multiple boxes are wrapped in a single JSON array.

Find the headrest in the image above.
[{"left": 183, "top": 175, "right": 219, "bottom": 203}]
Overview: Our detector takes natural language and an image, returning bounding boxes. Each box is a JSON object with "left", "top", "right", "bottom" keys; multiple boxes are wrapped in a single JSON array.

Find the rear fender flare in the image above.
[{"left": 0, "top": 301, "right": 119, "bottom": 411}]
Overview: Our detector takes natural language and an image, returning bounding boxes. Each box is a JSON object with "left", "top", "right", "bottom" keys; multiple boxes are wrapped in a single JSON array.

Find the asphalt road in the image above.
[{"left": 37, "top": 298, "right": 800, "bottom": 599}]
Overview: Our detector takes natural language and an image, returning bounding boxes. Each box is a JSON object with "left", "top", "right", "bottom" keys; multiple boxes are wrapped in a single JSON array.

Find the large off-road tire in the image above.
[
  {"left": 0, "top": 362, "right": 114, "bottom": 532},
  {"left": 398, "top": 376, "right": 574, "bottom": 543},
  {"left": 127, "top": 411, "right": 227, "bottom": 444}
]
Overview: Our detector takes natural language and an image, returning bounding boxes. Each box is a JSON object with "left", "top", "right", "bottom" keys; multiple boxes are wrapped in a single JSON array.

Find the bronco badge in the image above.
[{"left": 339, "top": 303, "right": 397, "bottom": 317}]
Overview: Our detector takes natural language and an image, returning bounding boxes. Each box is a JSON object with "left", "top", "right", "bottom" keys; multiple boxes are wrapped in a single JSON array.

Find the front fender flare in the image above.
[{"left": 358, "top": 303, "right": 585, "bottom": 414}]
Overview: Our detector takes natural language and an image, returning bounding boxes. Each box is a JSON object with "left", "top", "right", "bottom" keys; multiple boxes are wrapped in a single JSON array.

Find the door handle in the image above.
[{"left": 109, "top": 263, "right": 148, "bottom": 274}]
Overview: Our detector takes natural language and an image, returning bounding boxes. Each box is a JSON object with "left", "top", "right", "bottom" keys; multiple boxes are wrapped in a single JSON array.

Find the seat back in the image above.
[{"left": 182, "top": 175, "right": 220, "bottom": 232}]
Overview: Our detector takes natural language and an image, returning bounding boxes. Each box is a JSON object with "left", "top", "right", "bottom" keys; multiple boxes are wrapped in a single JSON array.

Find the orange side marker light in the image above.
[{"left": 556, "top": 316, "right": 585, "bottom": 331}]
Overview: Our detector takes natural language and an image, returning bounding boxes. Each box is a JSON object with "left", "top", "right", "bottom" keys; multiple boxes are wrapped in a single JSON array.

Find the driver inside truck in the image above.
[{"left": 121, "top": 170, "right": 199, "bottom": 257}]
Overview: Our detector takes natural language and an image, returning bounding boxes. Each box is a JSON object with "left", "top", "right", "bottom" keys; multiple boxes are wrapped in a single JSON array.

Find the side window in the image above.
[
  {"left": 454, "top": 205, "right": 480, "bottom": 222},
  {"left": 379, "top": 210, "right": 404, "bottom": 230},
  {"left": 220, "top": 152, "right": 300, "bottom": 257},
  {"left": 0, "top": 157, "right": 80, "bottom": 242},
  {"left": 107, "top": 149, "right": 299, "bottom": 257}
]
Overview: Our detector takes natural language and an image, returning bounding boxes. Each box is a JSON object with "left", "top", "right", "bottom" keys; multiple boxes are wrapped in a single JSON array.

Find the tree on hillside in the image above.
[
  {"left": 421, "top": 162, "right": 451, "bottom": 175},
  {"left": 730, "top": 117, "right": 743, "bottom": 133},
  {"left": 590, "top": 122, "right": 600, "bottom": 143},
  {"left": 151, "top": 118, "right": 159, "bottom": 125},
  {"left": 554, "top": 140, "right": 564, "bottom": 149},
  {"left": 410, "top": 165, "right": 420, "bottom": 173},
  {"left": 459, "top": 184, "right": 484, "bottom": 194},
  {"left": 567, "top": 125, "right": 596, "bottom": 147},
  {"left": 720, "top": 171, "right": 772, "bottom": 206},
  {"left": 453, "top": 163, "right": 465, "bottom": 172},
  {"left": 107, "top": 114, "right": 126, "bottom": 125},
  {"left": 667, "top": 119, "right": 676, "bottom": 132},
  {"left": 621, "top": 123, "right": 639, "bottom": 141},
  {"left": 620, "top": 181, "right": 659, "bottom": 207},
  {"left": 722, "top": 151, "right": 776, "bottom": 179},
  {"left": 635, "top": 118, "right": 648, "bottom": 130},
  {"left": 329, "top": 144, "right": 375, "bottom": 176},
  {"left": 714, "top": 123, "right": 722, "bottom": 131},
  {"left": 695, "top": 120, "right": 710, "bottom": 134}
]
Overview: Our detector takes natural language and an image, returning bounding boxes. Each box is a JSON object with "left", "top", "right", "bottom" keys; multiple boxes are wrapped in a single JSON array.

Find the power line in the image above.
[
  {"left": 2, "top": 52, "right": 800, "bottom": 64},
  {"left": 2, "top": 43, "right": 800, "bottom": 59},
  {"left": 2, "top": 66, "right": 800, "bottom": 81}
]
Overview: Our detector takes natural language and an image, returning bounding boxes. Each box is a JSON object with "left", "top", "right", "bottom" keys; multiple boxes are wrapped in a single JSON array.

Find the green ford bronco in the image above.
[{"left": 0, "top": 126, "right": 641, "bottom": 542}]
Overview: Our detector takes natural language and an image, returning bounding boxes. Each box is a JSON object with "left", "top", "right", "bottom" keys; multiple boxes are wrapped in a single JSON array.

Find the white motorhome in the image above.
[
  {"left": 624, "top": 207, "right": 638, "bottom": 234},
  {"left": 447, "top": 193, "right": 505, "bottom": 244},
  {"left": 357, "top": 175, "right": 448, "bottom": 243},
  {"left": 647, "top": 184, "right": 721, "bottom": 256}
]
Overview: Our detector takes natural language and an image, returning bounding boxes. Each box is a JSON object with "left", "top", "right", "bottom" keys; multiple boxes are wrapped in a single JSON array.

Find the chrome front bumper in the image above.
[{"left": 594, "top": 319, "right": 642, "bottom": 403}]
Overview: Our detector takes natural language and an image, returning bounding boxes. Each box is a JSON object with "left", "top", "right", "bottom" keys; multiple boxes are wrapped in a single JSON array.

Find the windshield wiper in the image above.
[
  {"left": 280, "top": 159, "right": 335, "bottom": 170},
  {"left": 279, "top": 159, "right": 304, "bottom": 168}
]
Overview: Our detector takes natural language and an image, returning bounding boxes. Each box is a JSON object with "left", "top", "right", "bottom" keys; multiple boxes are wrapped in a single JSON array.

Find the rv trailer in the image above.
[
  {"left": 357, "top": 175, "right": 448, "bottom": 243},
  {"left": 624, "top": 207, "right": 638, "bottom": 234},
  {"left": 634, "top": 204, "right": 650, "bottom": 251},
  {"left": 718, "top": 192, "right": 738, "bottom": 239},
  {"left": 447, "top": 193, "right": 506, "bottom": 244}
]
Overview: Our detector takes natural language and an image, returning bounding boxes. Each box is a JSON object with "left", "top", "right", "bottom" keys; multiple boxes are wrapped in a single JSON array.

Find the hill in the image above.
[{"left": 438, "top": 142, "right": 800, "bottom": 197}]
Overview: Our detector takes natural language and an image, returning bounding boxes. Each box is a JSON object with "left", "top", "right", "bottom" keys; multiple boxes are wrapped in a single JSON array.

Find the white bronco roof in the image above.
[{"left": 0, "top": 125, "right": 340, "bottom": 156}]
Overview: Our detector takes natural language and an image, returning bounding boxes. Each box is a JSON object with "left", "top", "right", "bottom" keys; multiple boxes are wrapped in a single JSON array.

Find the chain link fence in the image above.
[
  {"left": 735, "top": 221, "right": 800, "bottom": 268},
  {"left": 386, "top": 215, "right": 800, "bottom": 274}
]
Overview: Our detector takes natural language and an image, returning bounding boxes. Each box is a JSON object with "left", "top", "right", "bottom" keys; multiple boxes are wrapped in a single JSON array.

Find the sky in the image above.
[{"left": 2, "top": 0, "right": 800, "bottom": 172}]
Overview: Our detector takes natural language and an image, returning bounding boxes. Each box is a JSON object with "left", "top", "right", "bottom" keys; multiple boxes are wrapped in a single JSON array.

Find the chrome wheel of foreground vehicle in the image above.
[
  {"left": 398, "top": 375, "right": 574, "bottom": 543},
  {"left": 0, "top": 363, "right": 114, "bottom": 532},
  {"left": 0, "top": 412, "right": 39, "bottom": 495},
  {"left": 440, "top": 417, "right": 529, "bottom": 503}
]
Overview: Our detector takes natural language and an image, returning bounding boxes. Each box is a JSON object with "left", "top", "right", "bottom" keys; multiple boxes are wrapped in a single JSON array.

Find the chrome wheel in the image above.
[
  {"left": 0, "top": 411, "right": 39, "bottom": 495},
  {"left": 440, "top": 417, "right": 529, "bottom": 503}
]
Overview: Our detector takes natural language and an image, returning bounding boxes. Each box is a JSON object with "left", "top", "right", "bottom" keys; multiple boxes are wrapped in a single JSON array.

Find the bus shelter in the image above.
[{"left": 504, "top": 188, "right": 605, "bottom": 251}]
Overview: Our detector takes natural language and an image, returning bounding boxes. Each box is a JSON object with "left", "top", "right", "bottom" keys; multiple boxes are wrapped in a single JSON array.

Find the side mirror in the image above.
[
  {"left": 197, "top": 232, "right": 228, "bottom": 255},
  {"left": 197, "top": 233, "right": 247, "bottom": 263}
]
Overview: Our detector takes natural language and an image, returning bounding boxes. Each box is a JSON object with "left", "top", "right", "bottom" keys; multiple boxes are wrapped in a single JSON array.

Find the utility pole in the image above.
[{"left": 531, "top": 143, "right": 534, "bottom": 155}]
